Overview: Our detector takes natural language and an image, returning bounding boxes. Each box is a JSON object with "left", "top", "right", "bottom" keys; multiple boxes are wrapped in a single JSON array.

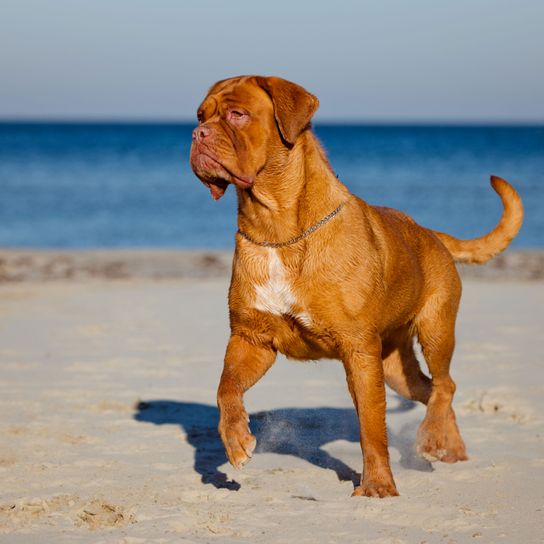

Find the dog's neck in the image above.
[{"left": 236, "top": 130, "right": 349, "bottom": 247}]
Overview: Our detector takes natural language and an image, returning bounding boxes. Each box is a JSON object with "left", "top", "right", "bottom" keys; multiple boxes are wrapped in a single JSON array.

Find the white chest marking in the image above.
[{"left": 254, "top": 248, "right": 311, "bottom": 326}]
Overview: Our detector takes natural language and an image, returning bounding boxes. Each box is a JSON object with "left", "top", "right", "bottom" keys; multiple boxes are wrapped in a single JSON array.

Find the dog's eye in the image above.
[
  {"left": 197, "top": 111, "right": 204, "bottom": 124},
  {"left": 228, "top": 110, "right": 248, "bottom": 122}
]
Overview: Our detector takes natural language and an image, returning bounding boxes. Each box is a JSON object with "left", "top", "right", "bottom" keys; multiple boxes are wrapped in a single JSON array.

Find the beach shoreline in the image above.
[{"left": 1, "top": 248, "right": 543, "bottom": 282}]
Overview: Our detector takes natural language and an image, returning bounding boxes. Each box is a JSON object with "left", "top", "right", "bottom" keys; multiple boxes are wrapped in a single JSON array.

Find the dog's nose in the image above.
[{"left": 192, "top": 125, "right": 211, "bottom": 142}]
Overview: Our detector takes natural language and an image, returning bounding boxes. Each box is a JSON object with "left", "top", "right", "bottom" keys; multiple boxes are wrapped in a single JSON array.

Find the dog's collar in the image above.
[{"left": 237, "top": 201, "right": 347, "bottom": 248}]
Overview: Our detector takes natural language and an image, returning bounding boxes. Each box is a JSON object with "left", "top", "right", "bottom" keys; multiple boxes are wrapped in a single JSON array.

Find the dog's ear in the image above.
[{"left": 255, "top": 76, "right": 319, "bottom": 145}]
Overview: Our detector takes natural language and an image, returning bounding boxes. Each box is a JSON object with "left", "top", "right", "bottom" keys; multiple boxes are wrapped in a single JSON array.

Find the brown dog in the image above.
[{"left": 189, "top": 76, "right": 523, "bottom": 497}]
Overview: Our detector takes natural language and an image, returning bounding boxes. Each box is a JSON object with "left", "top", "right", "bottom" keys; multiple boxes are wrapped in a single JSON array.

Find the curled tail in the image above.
[{"left": 431, "top": 176, "right": 523, "bottom": 264}]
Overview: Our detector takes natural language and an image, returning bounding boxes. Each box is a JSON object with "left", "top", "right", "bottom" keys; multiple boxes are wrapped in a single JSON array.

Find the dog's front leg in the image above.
[
  {"left": 341, "top": 334, "right": 399, "bottom": 498},
  {"left": 217, "top": 334, "right": 277, "bottom": 469}
]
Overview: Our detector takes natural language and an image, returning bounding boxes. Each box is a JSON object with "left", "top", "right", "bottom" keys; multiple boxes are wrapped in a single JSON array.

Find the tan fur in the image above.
[
  {"left": 189, "top": 75, "right": 524, "bottom": 498},
  {"left": 431, "top": 176, "right": 523, "bottom": 263}
]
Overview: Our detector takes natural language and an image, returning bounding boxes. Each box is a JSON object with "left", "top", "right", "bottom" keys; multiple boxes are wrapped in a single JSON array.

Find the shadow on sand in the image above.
[{"left": 134, "top": 397, "right": 431, "bottom": 491}]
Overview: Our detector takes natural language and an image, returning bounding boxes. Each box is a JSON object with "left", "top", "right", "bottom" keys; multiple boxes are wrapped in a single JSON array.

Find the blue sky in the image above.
[{"left": 1, "top": 0, "right": 543, "bottom": 121}]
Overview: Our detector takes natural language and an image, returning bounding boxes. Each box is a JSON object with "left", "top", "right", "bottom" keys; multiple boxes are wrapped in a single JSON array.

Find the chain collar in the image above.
[{"left": 237, "top": 201, "right": 346, "bottom": 248}]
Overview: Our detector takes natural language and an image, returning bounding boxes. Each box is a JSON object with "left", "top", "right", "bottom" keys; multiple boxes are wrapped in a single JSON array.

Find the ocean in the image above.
[{"left": 0, "top": 123, "right": 542, "bottom": 249}]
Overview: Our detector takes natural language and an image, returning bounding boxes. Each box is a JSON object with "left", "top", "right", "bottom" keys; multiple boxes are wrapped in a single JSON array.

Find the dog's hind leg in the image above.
[
  {"left": 414, "top": 292, "right": 468, "bottom": 463},
  {"left": 217, "top": 335, "right": 277, "bottom": 469},
  {"left": 383, "top": 330, "right": 431, "bottom": 405}
]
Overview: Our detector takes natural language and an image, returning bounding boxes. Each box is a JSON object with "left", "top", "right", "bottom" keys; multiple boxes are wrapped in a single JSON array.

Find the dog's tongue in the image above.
[{"left": 207, "top": 179, "right": 229, "bottom": 201}]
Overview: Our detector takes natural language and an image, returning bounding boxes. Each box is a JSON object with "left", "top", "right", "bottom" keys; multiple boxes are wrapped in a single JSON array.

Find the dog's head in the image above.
[{"left": 190, "top": 76, "right": 319, "bottom": 200}]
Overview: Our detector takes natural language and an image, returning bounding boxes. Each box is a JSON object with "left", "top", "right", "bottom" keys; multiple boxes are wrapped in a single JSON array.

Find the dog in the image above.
[{"left": 189, "top": 75, "right": 523, "bottom": 497}]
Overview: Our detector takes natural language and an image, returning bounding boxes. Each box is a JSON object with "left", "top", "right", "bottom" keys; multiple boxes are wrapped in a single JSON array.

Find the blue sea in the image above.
[{"left": 0, "top": 123, "right": 542, "bottom": 249}]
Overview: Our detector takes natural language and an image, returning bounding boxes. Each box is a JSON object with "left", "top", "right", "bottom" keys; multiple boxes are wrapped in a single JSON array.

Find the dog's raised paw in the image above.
[
  {"left": 232, "top": 434, "right": 257, "bottom": 469},
  {"left": 219, "top": 417, "right": 257, "bottom": 469}
]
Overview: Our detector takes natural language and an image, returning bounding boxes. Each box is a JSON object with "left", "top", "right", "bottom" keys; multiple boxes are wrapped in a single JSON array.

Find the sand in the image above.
[{"left": 0, "top": 251, "right": 543, "bottom": 543}]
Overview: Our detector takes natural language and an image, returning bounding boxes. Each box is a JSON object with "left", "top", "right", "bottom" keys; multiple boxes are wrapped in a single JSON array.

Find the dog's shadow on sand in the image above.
[{"left": 134, "top": 397, "right": 432, "bottom": 491}]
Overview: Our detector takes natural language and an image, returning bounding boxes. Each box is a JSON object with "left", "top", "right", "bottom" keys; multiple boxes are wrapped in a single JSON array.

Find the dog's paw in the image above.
[
  {"left": 416, "top": 441, "right": 468, "bottom": 463},
  {"left": 416, "top": 419, "right": 468, "bottom": 463},
  {"left": 352, "top": 480, "right": 399, "bottom": 498},
  {"left": 218, "top": 414, "right": 257, "bottom": 469}
]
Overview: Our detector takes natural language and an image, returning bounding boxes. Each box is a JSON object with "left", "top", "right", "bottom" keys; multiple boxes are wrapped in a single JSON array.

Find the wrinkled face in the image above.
[
  {"left": 190, "top": 77, "right": 276, "bottom": 200},
  {"left": 190, "top": 75, "right": 319, "bottom": 200}
]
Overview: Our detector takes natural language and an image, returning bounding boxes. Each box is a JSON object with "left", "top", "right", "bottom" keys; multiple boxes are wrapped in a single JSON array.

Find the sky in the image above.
[{"left": 1, "top": 0, "right": 543, "bottom": 122}]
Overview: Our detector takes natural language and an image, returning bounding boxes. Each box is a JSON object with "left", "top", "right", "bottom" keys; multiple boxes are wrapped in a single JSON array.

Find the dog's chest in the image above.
[{"left": 253, "top": 248, "right": 311, "bottom": 327}]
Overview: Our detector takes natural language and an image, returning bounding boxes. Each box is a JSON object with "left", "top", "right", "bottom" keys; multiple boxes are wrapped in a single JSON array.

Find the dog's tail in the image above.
[{"left": 430, "top": 176, "right": 523, "bottom": 264}]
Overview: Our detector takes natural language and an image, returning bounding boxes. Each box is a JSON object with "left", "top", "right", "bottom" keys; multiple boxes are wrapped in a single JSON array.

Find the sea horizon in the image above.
[
  {"left": 2, "top": 119, "right": 544, "bottom": 126},
  {"left": 1, "top": 122, "right": 542, "bottom": 249}
]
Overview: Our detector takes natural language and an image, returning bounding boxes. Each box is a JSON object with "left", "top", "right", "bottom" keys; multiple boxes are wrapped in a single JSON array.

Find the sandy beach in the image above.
[{"left": 1, "top": 251, "right": 543, "bottom": 543}]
